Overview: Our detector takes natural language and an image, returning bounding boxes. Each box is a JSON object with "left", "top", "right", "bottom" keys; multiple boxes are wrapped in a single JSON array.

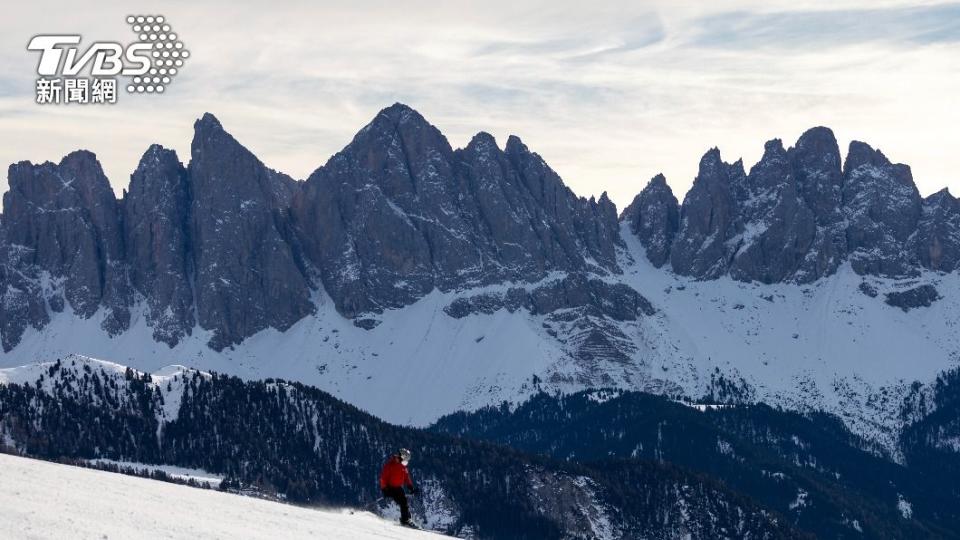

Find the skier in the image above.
[{"left": 379, "top": 448, "right": 419, "bottom": 528}]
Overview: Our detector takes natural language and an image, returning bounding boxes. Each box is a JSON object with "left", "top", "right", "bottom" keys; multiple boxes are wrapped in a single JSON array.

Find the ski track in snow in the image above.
[
  {"left": 1, "top": 221, "right": 959, "bottom": 453},
  {"left": 0, "top": 453, "right": 443, "bottom": 540}
]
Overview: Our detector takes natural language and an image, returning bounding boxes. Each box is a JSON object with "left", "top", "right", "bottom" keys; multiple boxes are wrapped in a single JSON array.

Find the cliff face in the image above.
[
  {"left": 1, "top": 108, "right": 956, "bottom": 356},
  {"left": 0, "top": 105, "right": 629, "bottom": 350},
  {"left": 626, "top": 126, "right": 953, "bottom": 282},
  {"left": 291, "top": 104, "right": 622, "bottom": 318}
]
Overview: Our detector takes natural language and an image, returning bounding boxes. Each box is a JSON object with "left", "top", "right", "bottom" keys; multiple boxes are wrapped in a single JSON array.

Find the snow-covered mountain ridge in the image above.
[
  {"left": 2, "top": 105, "right": 958, "bottom": 455},
  {"left": 0, "top": 355, "right": 802, "bottom": 539}
]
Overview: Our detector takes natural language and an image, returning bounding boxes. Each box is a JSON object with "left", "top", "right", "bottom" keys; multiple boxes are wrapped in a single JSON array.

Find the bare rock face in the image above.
[
  {"left": 292, "top": 104, "right": 461, "bottom": 317},
  {"left": 727, "top": 139, "right": 817, "bottom": 283},
  {"left": 884, "top": 284, "right": 941, "bottom": 311},
  {"left": 444, "top": 273, "right": 654, "bottom": 321},
  {"left": 620, "top": 174, "right": 678, "bottom": 267},
  {"left": 2, "top": 151, "right": 130, "bottom": 347},
  {"left": 2, "top": 109, "right": 959, "bottom": 356},
  {"left": 791, "top": 127, "right": 845, "bottom": 225},
  {"left": 292, "top": 103, "right": 623, "bottom": 317},
  {"left": 787, "top": 127, "right": 848, "bottom": 281},
  {"left": 631, "top": 126, "right": 946, "bottom": 284},
  {"left": 501, "top": 134, "right": 622, "bottom": 275},
  {"left": 912, "top": 189, "right": 960, "bottom": 273},
  {"left": 0, "top": 105, "right": 631, "bottom": 352},
  {"left": 0, "top": 221, "right": 50, "bottom": 352},
  {"left": 842, "top": 141, "right": 922, "bottom": 277},
  {"left": 188, "top": 114, "right": 313, "bottom": 350},
  {"left": 669, "top": 148, "right": 746, "bottom": 278},
  {"left": 122, "top": 145, "right": 193, "bottom": 346}
]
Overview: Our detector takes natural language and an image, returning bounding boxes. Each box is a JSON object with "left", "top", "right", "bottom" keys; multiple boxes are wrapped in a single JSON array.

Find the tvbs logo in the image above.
[{"left": 27, "top": 15, "right": 189, "bottom": 105}]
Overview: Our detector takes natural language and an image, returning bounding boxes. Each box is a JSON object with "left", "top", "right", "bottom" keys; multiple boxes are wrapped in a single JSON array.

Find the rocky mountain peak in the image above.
[
  {"left": 841, "top": 141, "right": 921, "bottom": 276},
  {"left": 790, "top": 126, "right": 843, "bottom": 226},
  {"left": 669, "top": 148, "right": 744, "bottom": 278},
  {"left": 195, "top": 111, "right": 223, "bottom": 129},
  {"left": 504, "top": 134, "right": 530, "bottom": 156},
  {"left": 762, "top": 138, "right": 785, "bottom": 155},
  {"left": 844, "top": 140, "right": 890, "bottom": 173},
  {"left": 466, "top": 131, "right": 499, "bottom": 152},
  {"left": 795, "top": 126, "right": 838, "bottom": 154},
  {"left": 293, "top": 106, "right": 624, "bottom": 319},
  {"left": 123, "top": 145, "right": 192, "bottom": 346},
  {"left": 628, "top": 127, "right": 949, "bottom": 283},
  {"left": 914, "top": 187, "right": 960, "bottom": 272},
  {"left": 926, "top": 187, "right": 955, "bottom": 205},
  {"left": 647, "top": 173, "right": 669, "bottom": 189},
  {"left": 696, "top": 147, "right": 724, "bottom": 173},
  {"left": 747, "top": 139, "right": 790, "bottom": 188},
  {"left": 2, "top": 149, "right": 130, "bottom": 347},
  {"left": 187, "top": 115, "right": 313, "bottom": 350},
  {"left": 621, "top": 174, "right": 678, "bottom": 268},
  {"left": 2, "top": 111, "right": 958, "bottom": 355}
]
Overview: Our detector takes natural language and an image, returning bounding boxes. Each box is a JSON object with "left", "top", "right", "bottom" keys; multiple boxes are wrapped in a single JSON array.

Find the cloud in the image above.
[
  {"left": 692, "top": 3, "right": 960, "bottom": 49},
  {"left": 0, "top": 0, "right": 957, "bottom": 210}
]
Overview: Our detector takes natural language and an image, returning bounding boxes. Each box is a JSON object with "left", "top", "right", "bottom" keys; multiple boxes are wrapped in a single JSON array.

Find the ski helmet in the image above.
[{"left": 399, "top": 448, "right": 412, "bottom": 462}]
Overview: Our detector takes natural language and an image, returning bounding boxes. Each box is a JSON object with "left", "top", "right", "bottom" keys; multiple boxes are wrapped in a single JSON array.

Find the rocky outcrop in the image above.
[
  {"left": 292, "top": 103, "right": 623, "bottom": 317},
  {"left": 2, "top": 151, "right": 130, "bottom": 349},
  {"left": 628, "top": 126, "right": 948, "bottom": 283},
  {"left": 123, "top": 145, "right": 193, "bottom": 346},
  {"left": 669, "top": 148, "right": 746, "bottom": 278},
  {"left": 912, "top": 189, "right": 960, "bottom": 273},
  {"left": 0, "top": 104, "right": 631, "bottom": 352},
  {"left": 444, "top": 273, "right": 654, "bottom": 321},
  {"left": 727, "top": 139, "right": 817, "bottom": 283},
  {"left": 2, "top": 108, "right": 959, "bottom": 355},
  {"left": 885, "top": 284, "right": 941, "bottom": 311},
  {"left": 188, "top": 114, "right": 313, "bottom": 350},
  {"left": 621, "top": 174, "right": 678, "bottom": 267},
  {"left": 842, "top": 142, "right": 922, "bottom": 277}
]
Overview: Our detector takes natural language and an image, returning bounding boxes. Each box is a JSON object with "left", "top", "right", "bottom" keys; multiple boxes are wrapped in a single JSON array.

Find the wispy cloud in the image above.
[
  {"left": 0, "top": 0, "right": 957, "bottom": 209},
  {"left": 692, "top": 4, "right": 960, "bottom": 49}
]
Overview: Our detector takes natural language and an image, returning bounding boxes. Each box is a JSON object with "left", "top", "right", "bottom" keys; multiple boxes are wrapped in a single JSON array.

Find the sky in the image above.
[{"left": 1, "top": 0, "right": 958, "bottom": 210}]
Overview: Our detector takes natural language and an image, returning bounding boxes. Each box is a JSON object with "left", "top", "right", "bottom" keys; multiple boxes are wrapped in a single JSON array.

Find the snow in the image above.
[
  {"left": 88, "top": 459, "right": 224, "bottom": 487},
  {"left": 585, "top": 389, "right": 624, "bottom": 404},
  {"left": 0, "top": 453, "right": 444, "bottom": 540},
  {"left": 788, "top": 489, "right": 809, "bottom": 511},
  {"left": 617, "top": 222, "right": 960, "bottom": 454},
  {"left": 0, "top": 355, "right": 197, "bottom": 434},
  {"left": 1, "top": 221, "right": 959, "bottom": 455},
  {"left": 897, "top": 494, "right": 913, "bottom": 520},
  {"left": 0, "top": 287, "right": 564, "bottom": 429}
]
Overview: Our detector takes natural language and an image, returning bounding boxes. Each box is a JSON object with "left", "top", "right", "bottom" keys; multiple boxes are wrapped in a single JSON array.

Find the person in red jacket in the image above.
[{"left": 379, "top": 448, "right": 418, "bottom": 527}]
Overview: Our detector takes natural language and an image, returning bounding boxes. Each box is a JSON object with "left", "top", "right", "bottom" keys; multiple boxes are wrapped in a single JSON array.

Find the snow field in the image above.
[{"left": 0, "top": 453, "right": 445, "bottom": 540}]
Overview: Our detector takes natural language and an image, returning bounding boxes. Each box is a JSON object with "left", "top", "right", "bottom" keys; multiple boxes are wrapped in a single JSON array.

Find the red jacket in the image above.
[{"left": 379, "top": 455, "right": 413, "bottom": 490}]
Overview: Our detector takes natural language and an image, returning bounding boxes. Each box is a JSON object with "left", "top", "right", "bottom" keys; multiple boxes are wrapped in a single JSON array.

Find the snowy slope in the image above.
[
  {"left": 0, "top": 453, "right": 444, "bottom": 540},
  {"left": 0, "top": 356, "right": 199, "bottom": 427},
  {"left": 615, "top": 223, "right": 960, "bottom": 453},
  {"left": 1, "top": 223, "right": 958, "bottom": 453}
]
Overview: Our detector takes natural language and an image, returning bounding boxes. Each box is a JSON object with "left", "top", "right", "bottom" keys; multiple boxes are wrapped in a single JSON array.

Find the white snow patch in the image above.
[
  {"left": 897, "top": 494, "right": 913, "bottom": 519},
  {"left": 789, "top": 488, "right": 809, "bottom": 511},
  {"left": 0, "top": 453, "right": 444, "bottom": 539},
  {"left": 89, "top": 459, "right": 224, "bottom": 487}
]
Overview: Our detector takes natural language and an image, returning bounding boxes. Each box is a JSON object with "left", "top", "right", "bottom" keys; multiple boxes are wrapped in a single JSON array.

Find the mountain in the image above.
[
  {"left": 291, "top": 104, "right": 621, "bottom": 319},
  {"left": 0, "top": 452, "right": 441, "bottom": 539},
  {"left": 2, "top": 105, "right": 960, "bottom": 456},
  {"left": 433, "top": 388, "right": 960, "bottom": 538},
  {"left": 0, "top": 355, "right": 800, "bottom": 539},
  {"left": 630, "top": 127, "right": 952, "bottom": 282}
]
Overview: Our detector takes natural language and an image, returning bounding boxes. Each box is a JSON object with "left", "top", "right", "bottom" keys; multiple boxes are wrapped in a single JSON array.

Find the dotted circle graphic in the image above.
[{"left": 125, "top": 15, "right": 189, "bottom": 94}]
